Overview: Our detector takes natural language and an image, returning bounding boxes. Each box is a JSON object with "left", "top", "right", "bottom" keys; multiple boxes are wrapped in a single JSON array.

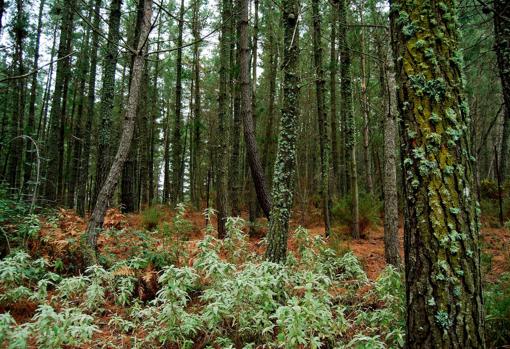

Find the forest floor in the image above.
[
  {"left": 37, "top": 205, "right": 510, "bottom": 282},
  {"left": 2, "top": 205, "right": 509, "bottom": 348}
]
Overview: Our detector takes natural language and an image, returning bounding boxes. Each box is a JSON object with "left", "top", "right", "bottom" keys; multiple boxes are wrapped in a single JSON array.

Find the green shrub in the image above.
[
  {"left": 480, "top": 178, "right": 498, "bottom": 199},
  {"left": 141, "top": 206, "right": 162, "bottom": 231},
  {"left": 485, "top": 273, "right": 510, "bottom": 347},
  {"left": 331, "top": 193, "right": 382, "bottom": 235}
]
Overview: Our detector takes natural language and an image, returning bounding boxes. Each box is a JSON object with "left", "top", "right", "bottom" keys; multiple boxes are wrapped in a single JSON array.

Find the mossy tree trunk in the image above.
[
  {"left": 265, "top": 0, "right": 299, "bottom": 263},
  {"left": 390, "top": 0, "right": 486, "bottom": 346}
]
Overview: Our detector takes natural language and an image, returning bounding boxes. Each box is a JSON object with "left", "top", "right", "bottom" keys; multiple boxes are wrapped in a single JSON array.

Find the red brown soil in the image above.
[{"left": 35, "top": 206, "right": 510, "bottom": 282}]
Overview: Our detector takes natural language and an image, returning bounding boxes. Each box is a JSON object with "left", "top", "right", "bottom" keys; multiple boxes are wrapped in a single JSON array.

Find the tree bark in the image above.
[
  {"left": 238, "top": 0, "right": 271, "bottom": 220},
  {"left": 494, "top": 0, "right": 510, "bottom": 182},
  {"left": 217, "top": 0, "right": 232, "bottom": 238},
  {"left": 379, "top": 38, "right": 400, "bottom": 267},
  {"left": 86, "top": 0, "right": 153, "bottom": 257},
  {"left": 45, "top": 0, "right": 76, "bottom": 203},
  {"left": 339, "top": 0, "right": 359, "bottom": 238},
  {"left": 312, "top": 0, "right": 331, "bottom": 236},
  {"left": 390, "top": 0, "right": 486, "bottom": 346},
  {"left": 172, "top": 0, "right": 185, "bottom": 205},
  {"left": 77, "top": 0, "right": 102, "bottom": 217},
  {"left": 265, "top": 0, "right": 299, "bottom": 263},
  {"left": 94, "top": 0, "right": 123, "bottom": 202},
  {"left": 330, "top": 0, "right": 340, "bottom": 197},
  {"left": 24, "top": 0, "right": 45, "bottom": 190},
  {"left": 359, "top": 5, "right": 373, "bottom": 195}
]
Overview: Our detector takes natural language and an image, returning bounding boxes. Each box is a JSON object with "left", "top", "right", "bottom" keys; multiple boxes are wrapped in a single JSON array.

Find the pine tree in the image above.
[
  {"left": 390, "top": 0, "right": 486, "bottom": 346},
  {"left": 265, "top": 0, "right": 299, "bottom": 263}
]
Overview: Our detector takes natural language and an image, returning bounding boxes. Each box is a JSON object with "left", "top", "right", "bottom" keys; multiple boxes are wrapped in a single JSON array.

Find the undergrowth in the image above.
[{"left": 0, "top": 213, "right": 405, "bottom": 348}]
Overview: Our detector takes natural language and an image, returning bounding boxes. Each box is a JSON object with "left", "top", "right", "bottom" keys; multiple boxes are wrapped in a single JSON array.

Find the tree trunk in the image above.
[
  {"left": 172, "top": 0, "right": 185, "bottom": 205},
  {"left": 24, "top": 0, "right": 45, "bottom": 190},
  {"left": 7, "top": 0, "right": 27, "bottom": 191},
  {"left": 67, "top": 25, "right": 91, "bottom": 208},
  {"left": 94, "top": 0, "right": 123, "bottom": 202},
  {"left": 494, "top": 0, "right": 510, "bottom": 182},
  {"left": 379, "top": 38, "right": 400, "bottom": 267},
  {"left": 359, "top": 5, "right": 373, "bottom": 195},
  {"left": 238, "top": 0, "right": 271, "bottom": 220},
  {"left": 339, "top": 0, "right": 359, "bottom": 238},
  {"left": 77, "top": 0, "right": 101, "bottom": 217},
  {"left": 390, "top": 0, "right": 486, "bottom": 346},
  {"left": 45, "top": 0, "right": 76, "bottom": 203},
  {"left": 217, "top": 0, "right": 232, "bottom": 238},
  {"left": 330, "top": 0, "right": 340, "bottom": 197},
  {"left": 86, "top": 0, "right": 153, "bottom": 258},
  {"left": 191, "top": 0, "right": 202, "bottom": 209},
  {"left": 265, "top": 0, "right": 299, "bottom": 263},
  {"left": 312, "top": 0, "right": 331, "bottom": 236}
]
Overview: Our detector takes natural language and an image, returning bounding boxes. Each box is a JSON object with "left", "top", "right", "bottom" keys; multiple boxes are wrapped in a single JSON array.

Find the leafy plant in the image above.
[
  {"left": 141, "top": 206, "right": 162, "bottom": 231},
  {"left": 331, "top": 193, "right": 382, "bottom": 235}
]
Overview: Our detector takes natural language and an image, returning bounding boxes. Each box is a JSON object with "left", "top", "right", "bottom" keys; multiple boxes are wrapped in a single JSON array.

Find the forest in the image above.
[{"left": 0, "top": 0, "right": 509, "bottom": 347}]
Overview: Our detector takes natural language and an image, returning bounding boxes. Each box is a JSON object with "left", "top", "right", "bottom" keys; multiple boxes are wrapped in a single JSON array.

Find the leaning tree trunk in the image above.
[
  {"left": 390, "top": 0, "right": 486, "bottom": 347},
  {"left": 238, "top": 0, "right": 271, "bottom": 219},
  {"left": 494, "top": 0, "right": 510, "bottom": 182},
  {"left": 85, "top": 0, "right": 153, "bottom": 259},
  {"left": 265, "top": 0, "right": 299, "bottom": 263},
  {"left": 312, "top": 0, "right": 331, "bottom": 236}
]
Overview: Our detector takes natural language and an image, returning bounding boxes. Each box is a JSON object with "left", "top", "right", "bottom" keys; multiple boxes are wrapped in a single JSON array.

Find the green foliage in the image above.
[
  {"left": 485, "top": 273, "right": 510, "bottom": 347},
  {"left": 0, "top": 223, "right": 407, "bottom": 348},
  {"left": 332, "top": 193, "right": 382, "bottom": 234},
  {"left": 141, "top": 206, "right": 162, "bottom": 230}
]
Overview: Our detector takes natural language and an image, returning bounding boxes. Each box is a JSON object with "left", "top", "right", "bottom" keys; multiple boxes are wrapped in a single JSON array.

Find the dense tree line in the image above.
[{"left": 1, "top": 0, "right": 509, "bottom": 346}]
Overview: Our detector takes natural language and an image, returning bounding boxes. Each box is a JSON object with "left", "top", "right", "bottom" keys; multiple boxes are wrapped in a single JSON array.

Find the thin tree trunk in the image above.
[
  {"left": 94, "top": 0, "right": 123, "bottom": 202},
  {"left": 239, "top": 0, "right": 271, "bottom": 219},
  {"left": 359, "top": 5, "right": 373, "bottom": 195},
  {"left": 494, "top": 0, "right": 510, "bottom": 181},
  {"left": 312, "top": 0, "right": 331, "bottom": 236},
  {"left": 191, "top": 0, "right": 202, "bottom": 209},
  {"left": 330, "top": 0, "right": 340, "bottom": 197},
  {"left": 77, "top": 0, "right": 101, "bottom": 217},
  {"left": 45, "top": 0, "right": 76, "bottom": 203},
  {"left": 24, "top": 0, "right": 45, "bottom": 190},
  {"left": 217, "top": 0, "right": 232, "bottom": 238},
  {"left": 380, "top": 39, "right": 400, "bottom": 267},
  {"left": 339, "top": 0, "right": 359, "bottom": 238},
  {"left": 172, "top": 0, "right": 185, "bottom": 205},
  {"left": 86, "top": 0, "right": 153, "bottom": 258}
]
